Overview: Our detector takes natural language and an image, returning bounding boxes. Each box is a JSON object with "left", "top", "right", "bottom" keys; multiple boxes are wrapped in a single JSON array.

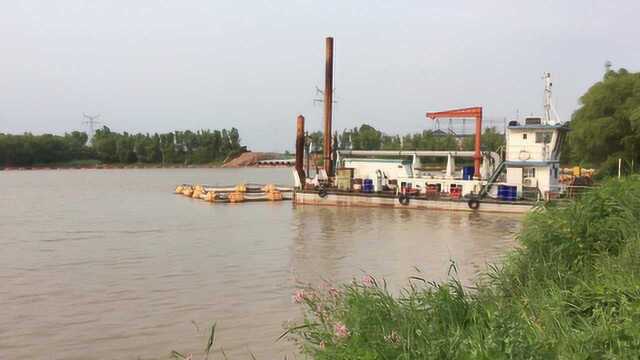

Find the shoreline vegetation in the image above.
[
  {"left": 0, "top": 161, "right": 294, "bottom": 171},
  {"left": 0, "top": 161, "right": 227, "bottom": 170},
  {"left": 0, "top": 127, "right": 244, "bottom": 168},
  {"left": 283, "top": 176, "right": 640, "bottom": 358}
]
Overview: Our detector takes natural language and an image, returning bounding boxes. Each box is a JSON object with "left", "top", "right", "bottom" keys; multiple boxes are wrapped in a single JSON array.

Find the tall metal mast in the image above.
[{"left": 82, "top": 113, "right": 101, "bottom": 141}]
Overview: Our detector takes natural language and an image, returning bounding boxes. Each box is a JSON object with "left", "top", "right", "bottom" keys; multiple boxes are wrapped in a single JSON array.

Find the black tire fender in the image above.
[
  {"left": 318, "top": 187, "right": 328, "bottom": 198},
  {"left": 399, "top": 194, "right": 410, "bottom": 205},
  {"left": 468, "top": 199, "right": 480, "bottom": 210}
]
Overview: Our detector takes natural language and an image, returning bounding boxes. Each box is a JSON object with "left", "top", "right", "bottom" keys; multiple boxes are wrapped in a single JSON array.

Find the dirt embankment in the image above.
[{"left": 222, "top": 152, "right": 281, "bottom": 168}]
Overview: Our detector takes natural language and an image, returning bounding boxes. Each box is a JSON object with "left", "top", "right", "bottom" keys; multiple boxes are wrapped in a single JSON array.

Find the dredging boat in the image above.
[
  {"left": 292, "top": 65, "right": 569, "bottom": 213},
  {"left": 174, "top": 38, "right": 574, "bottom": 213}
]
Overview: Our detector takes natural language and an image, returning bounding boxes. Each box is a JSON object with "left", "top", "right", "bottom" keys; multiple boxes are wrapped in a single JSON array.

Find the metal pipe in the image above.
[
  {"left": 296, "top": 115, "right": 306, "bottom": 184},
  {"left": 304, "top": 131, "right": 310, "bottom": 177},
  {"left": 474, "top": 108, "right": 483, "bottom": 179},
  {"left": 338, "top": 149, "right": 480, "bottom": 157},
  {"left": 323, "top": 37, "right": 334, "bottom": 177}
]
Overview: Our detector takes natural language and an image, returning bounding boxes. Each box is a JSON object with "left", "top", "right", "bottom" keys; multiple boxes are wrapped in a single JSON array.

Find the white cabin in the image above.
[
  {"left": 503, "top": 117, "right": 568, "bottom": 198},
  {"left": 343, "top": 158, "right": 413, "bottom": 179}
]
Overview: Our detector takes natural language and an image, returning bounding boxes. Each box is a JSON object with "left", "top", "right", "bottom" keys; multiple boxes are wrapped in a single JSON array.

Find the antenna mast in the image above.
[{"left": 543, "top": 73, "right": 560, "bottom": 125}]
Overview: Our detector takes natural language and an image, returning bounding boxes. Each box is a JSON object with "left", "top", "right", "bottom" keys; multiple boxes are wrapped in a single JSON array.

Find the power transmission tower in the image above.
[
  {"left": 82, "top": 113, "right": 101, "bottom": 142},
  {"left": 312, "top": 86, "right": 338, "bottom": 105}
]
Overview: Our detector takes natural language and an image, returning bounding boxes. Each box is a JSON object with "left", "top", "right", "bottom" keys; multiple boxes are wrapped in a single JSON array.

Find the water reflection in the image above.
[{"left": 290, "top": 204, "right": 521, "bottom": 290}]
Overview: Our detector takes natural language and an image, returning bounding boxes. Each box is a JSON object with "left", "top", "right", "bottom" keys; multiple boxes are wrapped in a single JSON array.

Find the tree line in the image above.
[
  {"left": 308, "top": 125, "right": 505, "bottom": 153},
  {"left": 0, "top": 126, "right": 242, "bottom": 166}
]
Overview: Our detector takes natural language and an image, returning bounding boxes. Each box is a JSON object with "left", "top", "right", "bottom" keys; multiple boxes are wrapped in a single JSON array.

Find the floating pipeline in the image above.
[{"left": 174, "top": 183, "right": 293, "bottom": 204}]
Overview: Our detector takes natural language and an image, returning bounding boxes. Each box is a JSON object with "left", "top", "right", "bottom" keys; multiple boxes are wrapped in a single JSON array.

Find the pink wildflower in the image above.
[
  {"left": 185, "top": 353, "right": 193, "bottom": 360},
  {"left": 292, "top": 289, "right": 305, "bottom": 304},
  {"left": 334, "top": 322, "right": 350, "bottom": 338},
  {"left": 328, "top": 286, "right": 340, "bottom": 298},
  {"left": 362, "top": 274, "right": 375, "bottom": 287}
]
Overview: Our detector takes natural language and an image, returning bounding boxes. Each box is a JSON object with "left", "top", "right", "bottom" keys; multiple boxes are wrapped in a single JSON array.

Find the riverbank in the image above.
[
  {"left": 0, "top": 152, "right": 294, "bottom": 170},
  {"left": 0, "top": 162, "right": 222, "bottom": 170},
  {"left": 287, "top": 176, "right": 640, "bottom": 358}
]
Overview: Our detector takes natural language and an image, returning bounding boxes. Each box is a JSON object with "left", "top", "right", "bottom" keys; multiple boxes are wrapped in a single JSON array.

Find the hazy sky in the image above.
[{"left": 1, "top": 1, "right": 638, "bottom": 151}]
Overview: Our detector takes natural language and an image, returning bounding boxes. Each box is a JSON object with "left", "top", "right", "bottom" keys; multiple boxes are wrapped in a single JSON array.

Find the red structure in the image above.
[{"left": 426, "top": 107, "right": 483, "bottom": 179}]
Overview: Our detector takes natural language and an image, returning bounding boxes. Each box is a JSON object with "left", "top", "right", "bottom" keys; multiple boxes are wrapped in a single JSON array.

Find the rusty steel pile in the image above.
[{"left": 174, "top": 184, "right": 293, "bottom": 203}]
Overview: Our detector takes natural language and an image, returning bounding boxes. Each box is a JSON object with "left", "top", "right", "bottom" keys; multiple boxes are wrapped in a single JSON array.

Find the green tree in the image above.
[
  {"left": 92, "top": 126, "right": 118, "bottom": 162},
  {"left": 353, "top": 124, "right": 382, "bottom": 150},
  {"left": 568, "top": 68, "right": 640, "bottom": 174},
  {"left": 308, "top": 131, "right": 324, "bottom": 153}
]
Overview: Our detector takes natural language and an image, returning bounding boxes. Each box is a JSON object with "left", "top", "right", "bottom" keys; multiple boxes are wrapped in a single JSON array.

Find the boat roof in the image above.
[
  {"left": 506, "top": 160, "right": 559, "bottom": 167},
  {"left": 508, "top": 123, "right": 569, "bottom": 130},
  {"left": 343, "top": 158, "right": 412, "bottom": 164}
]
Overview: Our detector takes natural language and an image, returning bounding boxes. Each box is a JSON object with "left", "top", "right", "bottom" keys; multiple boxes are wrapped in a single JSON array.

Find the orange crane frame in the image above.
[{"left": 425, "top": 107, "right": 483, "bottom": 179}]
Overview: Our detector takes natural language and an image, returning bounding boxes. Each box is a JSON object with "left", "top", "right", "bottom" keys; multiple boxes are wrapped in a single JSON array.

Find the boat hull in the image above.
[{"left": 294, "top": 191, "right": 533, "bottom": 214}]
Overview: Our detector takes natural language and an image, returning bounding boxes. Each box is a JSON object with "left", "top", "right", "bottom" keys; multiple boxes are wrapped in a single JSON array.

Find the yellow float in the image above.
[
  {"left": 228, "top": 191, "right": 245, "bottom": 203},
  {"left": 204, "top": 191, "right": 217, "bottom": 202},
  {"left": 266, "top": 190, "right": 283, "bottom": 201}
]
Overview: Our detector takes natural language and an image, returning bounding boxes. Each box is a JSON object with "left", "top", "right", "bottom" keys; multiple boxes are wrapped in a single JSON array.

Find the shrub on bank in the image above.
[{"left": 286, "top": 176, "right": 640, "bottom": 359}]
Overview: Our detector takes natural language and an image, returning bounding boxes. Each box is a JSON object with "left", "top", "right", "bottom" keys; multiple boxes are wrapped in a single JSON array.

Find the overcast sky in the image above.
[{"left": 1, "top": 1, "right": 638, "bottom": 151}]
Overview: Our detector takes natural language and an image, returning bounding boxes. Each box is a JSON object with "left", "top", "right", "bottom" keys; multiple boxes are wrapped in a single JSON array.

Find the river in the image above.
[{"left": 0, "top": 168, "right": 521, "bottom": 359}]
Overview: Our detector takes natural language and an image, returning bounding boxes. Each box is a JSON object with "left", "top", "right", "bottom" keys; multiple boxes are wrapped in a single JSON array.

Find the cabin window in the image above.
[
  {"left": 522, "top": 133, "right": 528, "bottom": 140},
  {"left": 536, "top": 132, "right": 552, "bottom": 144},
  {"left": 524, "top": 167, "right": 536, "bottom": 178}
]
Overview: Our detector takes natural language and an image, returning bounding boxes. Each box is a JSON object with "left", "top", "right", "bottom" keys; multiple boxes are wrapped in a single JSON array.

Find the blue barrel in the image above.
[
  {"left": 498, "top": 185, "right": 517, "bottom": 201},
  {"left": 363, "top": 179, "right": 374, "bottom": 193},
  {"left": 497, "top": 185, "right": 507, "bottom": 200},
  {"left": 463, "top": 166, "right": 474, "bottom": 180}
]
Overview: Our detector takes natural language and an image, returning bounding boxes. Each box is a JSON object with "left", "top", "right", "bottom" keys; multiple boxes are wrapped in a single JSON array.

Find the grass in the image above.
[
  {"left": 171, "top": 323, "right": 218, "bottom": 360},
  {"left": 285, "top": 176, "right": 640, "bottom": 359}
]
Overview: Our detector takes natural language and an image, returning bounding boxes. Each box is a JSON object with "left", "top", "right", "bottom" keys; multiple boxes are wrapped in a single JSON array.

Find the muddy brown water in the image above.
[{"left": 0, "top": 168, "right": 521, "bottom": 359}]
